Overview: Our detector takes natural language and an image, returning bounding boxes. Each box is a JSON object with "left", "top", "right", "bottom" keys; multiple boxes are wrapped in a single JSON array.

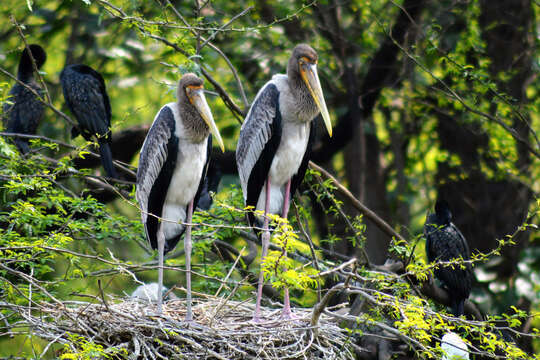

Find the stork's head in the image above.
[
  {"left": 178, "top": 73, "right": 224, "bottom": 152},
  {"left": 289, "top": 44, "right": 332, "bottom": 137}
]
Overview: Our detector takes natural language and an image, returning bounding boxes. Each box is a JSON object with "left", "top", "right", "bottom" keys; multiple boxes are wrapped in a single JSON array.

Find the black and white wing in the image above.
[
  {"left": 136, "top": 105, "right": 178, "bottom": 250},
  {"left": 236, "top": 82, "right": 282, "bottom": 222}
]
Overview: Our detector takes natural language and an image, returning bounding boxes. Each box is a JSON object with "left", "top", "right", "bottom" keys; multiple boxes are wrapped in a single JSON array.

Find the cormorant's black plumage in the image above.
[
  {"left": 424, "top": 200, "right": 473, "bottom": 316},
  {"left": 2, "top": 44, "right": 47, "bottom": 154},
  {"left": 60, "top": 64, "right": 116, "bottom": 177}
]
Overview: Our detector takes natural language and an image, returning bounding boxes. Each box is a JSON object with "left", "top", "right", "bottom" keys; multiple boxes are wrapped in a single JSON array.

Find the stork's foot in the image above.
[
  {"left": 279, "top": 308, "right": 298, "bottom": 321},
  {"left": 251, "top": 315, "right": 264, "bottom": 324}
]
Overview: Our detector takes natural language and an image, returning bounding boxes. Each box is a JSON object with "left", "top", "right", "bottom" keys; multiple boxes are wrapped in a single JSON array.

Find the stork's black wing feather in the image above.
[
  {"left": 136, "top": 105, "right": 178, "bottom": 251},
  {"left": 236, "top": 83, "right": 281, "bottom": 227}
]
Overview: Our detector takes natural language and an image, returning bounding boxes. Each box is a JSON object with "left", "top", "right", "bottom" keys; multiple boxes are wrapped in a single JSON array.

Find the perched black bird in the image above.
[
  {"left": 424, "top": 200, "right": 473, "bottom": 317},
  {"left": 2, "top": 44, "right": 47, "bottom": 153},
  {"left": 60, "top": 64, "right": 116, "bottom": 178}
]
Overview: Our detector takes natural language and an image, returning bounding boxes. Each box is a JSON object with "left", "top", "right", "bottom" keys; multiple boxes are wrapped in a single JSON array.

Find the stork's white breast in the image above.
[
  {"left": 269, "top": 121, "right": 310, "bottom": 186},
  {"left": 165, "top": 139, "right": 207, "bottom": 207},
  {"left": 160, "top": 132, "right": 207, "bottom": 239},
  {"left": 255, "top": 121, "right": 310, "bottom": 215}
]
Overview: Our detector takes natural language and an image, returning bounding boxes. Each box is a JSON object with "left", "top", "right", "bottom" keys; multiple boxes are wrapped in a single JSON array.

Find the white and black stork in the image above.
[
  {"left": 236, "top": 44, "right": 332, "bottom": 321},
  {"left": 136, "top": 73, "right": 224, "bottom": 318},
  {"left": 2, "top": 44, "right": 47, "bottom": 154},
  {"left": 424, "top": 199, "right": 473, "bottom": 317}
]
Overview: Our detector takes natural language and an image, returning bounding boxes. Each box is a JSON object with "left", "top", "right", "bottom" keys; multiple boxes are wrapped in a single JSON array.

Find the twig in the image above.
[
  {"left": 214, "top": 246, "right": 245, "bottom": 297},
  {"left": 310, "top": 283, "right": 344, "bottom": 337},
  {"left": 293, "top": 200, "right": 322, "bottom": 301},
  {"left": 312, "top": 169, "right": 372, "bottom": 266},
  {"left": 0, "top": 66, "right": 76, "bottom": 127},
  {"left": 0, "top": 131, "right": 136, "bottom": 178},
  {"left": 309, "top": 161, "right": 407, "bottom": 244},
  {"left": 10, "top": 16, "right": 52, "bottom": 105},
  {"left": 97, "top": 279, "right": 111, "bottom": 312}
]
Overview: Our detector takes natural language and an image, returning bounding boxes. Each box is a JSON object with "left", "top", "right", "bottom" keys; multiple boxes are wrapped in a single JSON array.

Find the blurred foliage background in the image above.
[{"left": 0, "top": 0, "right": 538, "bottom": 358}]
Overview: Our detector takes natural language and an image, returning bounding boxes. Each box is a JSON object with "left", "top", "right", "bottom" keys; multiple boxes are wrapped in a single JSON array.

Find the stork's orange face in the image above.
[
  {"left": 186, "top": 84, "right": 204, "bottom": 104},
  {"left": 297, "top": 54, "right": 332, "bottom": 137},
  {"left": 181, "top": 79, "right": 224, "bottom": 152}
]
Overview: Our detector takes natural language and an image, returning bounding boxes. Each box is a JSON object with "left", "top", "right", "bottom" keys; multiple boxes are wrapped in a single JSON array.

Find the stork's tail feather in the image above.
[{"left": 98, "top": 140, "right": 117, "bottom": 178}]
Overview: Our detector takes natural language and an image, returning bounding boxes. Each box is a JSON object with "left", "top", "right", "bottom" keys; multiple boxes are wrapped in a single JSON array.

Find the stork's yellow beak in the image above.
[
  {"left": 300, "top": 63, "right": 332, "bottom": 137},
  {"left": 191, "top": 89, "right": 225, "bottom": 152}
]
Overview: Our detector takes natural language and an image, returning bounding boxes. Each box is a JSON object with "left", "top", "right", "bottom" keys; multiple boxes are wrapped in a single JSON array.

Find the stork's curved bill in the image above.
[
  {"left": 301, "top": 63, "right": 332, "bottom": 137},
  {"left": 190, "top": 88, "right": 225, "bottom": 152}
]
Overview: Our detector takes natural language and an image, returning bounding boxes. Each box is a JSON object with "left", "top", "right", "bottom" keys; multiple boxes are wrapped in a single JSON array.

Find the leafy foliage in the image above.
[{"left": 0, "top": 0, "right": 538, "bottom": 358}]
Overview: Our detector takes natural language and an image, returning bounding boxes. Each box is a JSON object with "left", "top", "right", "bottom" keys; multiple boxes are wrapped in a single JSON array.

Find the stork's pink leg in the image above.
[
  {"left": 280, "top": 179, "right": 297, "bottom": 320},
  {"left": 157, "top": 228, "right": 165, "bottom": 314},
  {"left": 185, "top": 199, "right": 194, "bottom": 322},
  {"left": 253, "top": 177, "right": 271, "bottom": 323}
]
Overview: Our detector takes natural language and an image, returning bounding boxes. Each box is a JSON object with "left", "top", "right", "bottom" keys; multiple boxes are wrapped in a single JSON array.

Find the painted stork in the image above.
[
  {"left": 60, "top": 64, "right": 117, "bottom": 178},
  {"left": 236, "top": 44, "right": 332, "bottom": 321},
  {"left": 424, "top": 199, "right": 473, "bottom": 317},
  {"left": 136, "top": 73, "right": 224, "bottom": 318},
  {"left": 2, "top": 44, "right": 47, "bottom": 154}
]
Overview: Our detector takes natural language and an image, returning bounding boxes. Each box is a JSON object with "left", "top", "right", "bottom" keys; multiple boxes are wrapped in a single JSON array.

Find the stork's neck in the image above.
[
  {"left": 286, "top": 68, "right": 318, "bottom": 122},
  {"left": 177, "top": 98, "right": 209, "bottom": 143}
]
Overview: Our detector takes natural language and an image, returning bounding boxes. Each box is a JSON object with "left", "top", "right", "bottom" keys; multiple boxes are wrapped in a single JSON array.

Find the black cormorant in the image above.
[
  {"left": 424, "top": 200, "right": 473, "bottom": 317},
  {"left": 60, "top": 64, "right": 116, "bottom": 178},
  {"left": 236, "top": 44, "right": 332, "bottom": 322},
  {"left": 2, "top": 44, "right": 47, "bottom": 154}
]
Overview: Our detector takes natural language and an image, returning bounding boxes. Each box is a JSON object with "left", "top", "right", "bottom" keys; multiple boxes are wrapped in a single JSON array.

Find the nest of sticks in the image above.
[{"left": 28, "top": 295, "right": 356, "bottom": 359}]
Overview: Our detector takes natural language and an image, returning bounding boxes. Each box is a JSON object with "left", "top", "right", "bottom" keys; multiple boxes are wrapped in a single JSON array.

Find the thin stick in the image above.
[{"left": 309, "top": 161, "right": 407, "bottom": 244}]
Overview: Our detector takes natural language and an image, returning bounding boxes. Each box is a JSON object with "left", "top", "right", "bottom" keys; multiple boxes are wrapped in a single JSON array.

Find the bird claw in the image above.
[
  {"left": 251, "top": 315, "right": 264, "bottom": 324},
  {"left": 279, "top": 309, "right": 298, "bottom": 322}
]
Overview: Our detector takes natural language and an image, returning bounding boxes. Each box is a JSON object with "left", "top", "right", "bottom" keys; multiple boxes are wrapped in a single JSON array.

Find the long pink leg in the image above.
[
  {"left": 185, "top": 199, "right": 194, "bottom": 322},
  {"left": 157, "top": 228, "right": 165, "bottom": 314},
  {"left": 253, "top": 177, "right": 271, "bottom": 323},
  {"left": 280, "top": 179, "right": 296, "bottom": 320}
]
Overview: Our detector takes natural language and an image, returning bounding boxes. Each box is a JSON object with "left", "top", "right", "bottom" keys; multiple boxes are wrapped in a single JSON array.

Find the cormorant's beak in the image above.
[
  {"left": 300, "top": 63, "right": 332, "bottom": 137},
  {"left": 191, "top": 89, "right": 225, "bottom": 152}
]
